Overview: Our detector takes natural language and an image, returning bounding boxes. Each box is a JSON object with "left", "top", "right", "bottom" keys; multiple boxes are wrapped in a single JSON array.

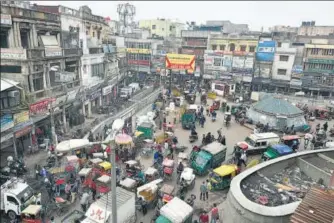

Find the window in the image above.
[
  {"left": 91, "top": 63, "right": 104, "bottom": 78},
  {"left": 213, "top": 57, "right": 221, "bottom": 66},
  {"left": 220, "top": 45, "right": 225, "bottom": 51},
  {"left": 20, "top": 30, "right": 29, "bottom": 49},
  {"left": 33, "top": 76, "right": 44, "bottom": 91},
  {"left": 169, "top": 26, "right": 173, "bottom": 31},
  {"left": 240, "top": 45, "right": 246, "bottom": 52},
  {"left": 277, "top": 69, "right": 287, "bottom": 75},
  {"left": 229, "top": 43, "right": 235, "bottom": 52},
  {"left": 277, "top": 42, "right": 282, "bottom": 47},
  {"left": 152, "top": 25, "right": 156, "bottom": 30},
  {"left": 310, "top": 48, "right": 319, "bottom": 55},
  {"left": 0, "top": 29, "right": 9, "bottom": 48},
  {"left": 92, "top": 32, "right": 95, "bottom": 37},
  {"left": 0, "top": 65, "right": 22, "bottom": 73},
  {"left": 97, "top": 31, "right": 101, "bottom": 40},
  {"left": 261, "top": 142, "right": 267, "bottom": 146},
  {"left": 6, "top": 196, "right": 19, "bottom": 205},
  {"left": 249, "top": 46, "right": 255, "bottom": 52},
  {"left": 212, "top": 45, "right": 217, "bottom": 50},
  {"left": 279, "top": 55, "right": 289, "bottom": 61}
]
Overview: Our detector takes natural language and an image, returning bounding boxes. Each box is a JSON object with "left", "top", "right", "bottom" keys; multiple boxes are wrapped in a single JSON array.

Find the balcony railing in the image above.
[
  {"left": 63, "top": 48, "right": 82, "bottom": 57},
  {"left": 89, "top": 47, "right": 103, "bottom": 54},
  {"left": 27, "top": 48, "right": 63, "bottom": 59},
  {"left": 1, "top": 5, "right": 60, "bottom": 22}
]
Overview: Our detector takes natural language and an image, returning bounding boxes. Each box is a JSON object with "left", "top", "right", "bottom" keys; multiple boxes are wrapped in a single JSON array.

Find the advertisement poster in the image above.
[
  {"left": 1, "top": 114, "right": 14, "bottom": 132},
  {"left": 256, "top": 41, "right": 276, "bottom": 61},
  {"left": 223, "top": 55, "right": 233, "bottom": 68},
  {"left": 165, "top": 54, "right": 195, "bottom": 71},
  {"left": 232, "top": 57, "right": 254, "bottom": 69}
]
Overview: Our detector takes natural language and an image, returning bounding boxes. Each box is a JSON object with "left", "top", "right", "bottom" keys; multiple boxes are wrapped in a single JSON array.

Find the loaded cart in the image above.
[{"left": 155, "top": 197, "right": 193, "bottom": 223}]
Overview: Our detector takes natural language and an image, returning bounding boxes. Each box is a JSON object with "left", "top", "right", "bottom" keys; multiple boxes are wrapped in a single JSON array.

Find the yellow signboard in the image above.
[
  {"left": 165, "top": 54, "right": 195, "bottom": 71},
  {"left": 13, "top": 111, "right": 30, "bottom": 125},
  {"left": 126, "top": 48, "right": 151, "bottom": 54}
]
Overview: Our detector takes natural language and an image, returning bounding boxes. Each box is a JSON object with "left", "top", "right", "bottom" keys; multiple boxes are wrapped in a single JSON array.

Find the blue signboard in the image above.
[
  {"left": 1, "top": 114, "right": 14, "bottom": 132},
  {"left": 256, "top": 41, "right": 276, "bottom": 61}
]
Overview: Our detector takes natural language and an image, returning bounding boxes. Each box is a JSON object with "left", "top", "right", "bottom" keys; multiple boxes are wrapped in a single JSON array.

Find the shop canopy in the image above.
[{"left": 56, "top": 139, "right": 90, "bottom": 152}]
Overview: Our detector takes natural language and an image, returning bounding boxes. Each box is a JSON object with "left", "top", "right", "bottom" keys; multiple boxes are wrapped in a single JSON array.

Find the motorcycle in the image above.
[
  {"left": 185, "top": 194, "right": 196, "bottom": 207},
  {"left": 189, "top": 134, "right": 198, "bottom": 143}
]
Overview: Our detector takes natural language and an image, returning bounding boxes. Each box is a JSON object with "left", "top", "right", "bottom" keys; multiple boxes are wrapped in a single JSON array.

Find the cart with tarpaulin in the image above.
[{"left": 155, "top": 197, "right": 193, "bottom": 223}]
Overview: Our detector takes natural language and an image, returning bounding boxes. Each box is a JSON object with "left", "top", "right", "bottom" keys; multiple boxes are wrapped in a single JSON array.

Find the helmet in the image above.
[{"left": 7, "top": 156, "right": 13, "bottom": 162}]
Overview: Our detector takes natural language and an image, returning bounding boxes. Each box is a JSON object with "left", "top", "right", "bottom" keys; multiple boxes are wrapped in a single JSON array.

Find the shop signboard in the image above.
[
  {"left": 256, "top": 41, "right": 276, "bottom": 61},
  {"left": 87, "top": 90, "right": 102, "bottom": 101},
  {"left": 102, "top": 85, "right": 112, "bottom": 96},
  {"left": 30, "top": 98, "right": 56, "bottom": 115},
  {"left": 1, "top": 132, "right": 13, "bottom": 143},
  {"left": 307, "top": 59, "right": 334, "bottom": 65},
  {"left": 165, "top": 54, "right": 195, "bottom": 71},
  {"left": 127, "top": 60, "right": 150, "bottom": 66},
  {"left": 1, "top": 48, "right": 27, "bottom": 60},
  {"left": 13, "top": 111, "right": 32, "bottom": 131},
  {"left": 126, "top": 48, "right": 151, "bottom": 54},
  {"left": 1, "top": 114, "right": 14, "bottom": 132},
  {"left": 291, "top": 65, "right": 303, "bottom": 79},
  {"left": 45, "top": 47, "right": 63, "bottom": 57},
  {"left": 1, "top": 14, "right": 12, "bottom": 25},
  {"left": 15, "top": 126, "right": 32, "bottom": 138}
]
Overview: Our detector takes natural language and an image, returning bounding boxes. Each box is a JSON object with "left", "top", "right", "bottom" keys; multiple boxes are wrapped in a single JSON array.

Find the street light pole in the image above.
[{"left": 110, "top": 139, "right": 117, "bottom": 223}]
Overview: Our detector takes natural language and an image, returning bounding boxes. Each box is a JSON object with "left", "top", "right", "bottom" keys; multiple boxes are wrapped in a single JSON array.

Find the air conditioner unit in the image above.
[{"left": 8, "top": 90, "right": 20, "bottom": 98}]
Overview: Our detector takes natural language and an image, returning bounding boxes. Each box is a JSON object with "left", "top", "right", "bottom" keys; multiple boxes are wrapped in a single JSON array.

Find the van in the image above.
[
  {"left": 120, "top": 87, "right": 132, "bottom": 98},
  {"left": 237, "top": 132, "right": 280, "bottom": 155},
  {"left": 128, "top": 83, "right": 140, "bottom": 93}
]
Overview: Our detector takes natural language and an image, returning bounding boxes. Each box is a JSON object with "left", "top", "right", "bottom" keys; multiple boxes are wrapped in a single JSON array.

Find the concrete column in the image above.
[
  {"left": 46, "top": 63, "right": 51, "bottom": 88},
  {"left": 32, "top": 24, "right": 38, "bottom": 48},
  {"left": 57, "top": 33, "right": 61, "bottom": 47},
  {"left": 8, "top": 27, "right": 15, "bottom": 48},
  {"left": 29, "top": 29, "right": 34, "bottom": 48},
  {"left": 62, "top": 107, "right": 67, "bottom": 133},
  {"left": 98, "top": 96, "right": 102, "bottom": 107},
  {"left": 12, "top": 22, "right": 18, "bottom": 47},
  {"left": 28, "top": 74, "right": 35, "bottom": 92},
  {"left": 82, "top": 104, "right": 86, "bottom": 117},
  {"left": 16, "top": 23, "right": 22, "bottom": 48},
  {"left": 330, "top": 92, "right": 332, "bottom": 97},
  {"left": 43, "top": 64, "right": 48, "bottom": 89},
  {"left": 87, "top": 101, "right": 92, "bottom": 118}
]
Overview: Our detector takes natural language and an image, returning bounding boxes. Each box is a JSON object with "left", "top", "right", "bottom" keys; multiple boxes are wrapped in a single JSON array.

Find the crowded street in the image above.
[{"left": 1, "top": 1, "right": 334, "bottom": 223}]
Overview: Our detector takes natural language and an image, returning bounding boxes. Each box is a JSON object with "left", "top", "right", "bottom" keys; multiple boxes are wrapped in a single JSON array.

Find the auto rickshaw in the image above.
[
  {"left": 212, "top": 99, "right": 221, "bottom": 110},
  {"left": 201, "top": 94, "right": 207, "bottom": 105},
  {"left": 97, "top": 161, "right": 112, "bottom": 174},
  {"left": 209, "top": 164, "right": 238, "bottom": 190},
  {"left": 159, "top": 183, "right": 175, "bottom": 204},
  {"left": 186, "top": 93, "right": 196, "bottom": 104},
  {"left": 208, "top": 91, "right": 217, "bottom": 99},
  {"left": 136, "top": 122, "right": 154, "bottom": 139},
  {"left": 137, "top": 179, "right": 163, "bottom": 209},
  {"left": 145, "top": 167, "right": 160, "bottom": 182},
  {"left": 281, "top": 135, "right": 301, "bottom": 151},
  {"left": 96, "top": 175, "right": 111, "bottom": 195},
  {"left": 21, "top": 205, "right": 43, "bottom": 223},
  {"left": 262, "top": 144, "right": 294, "bottom": 161}
]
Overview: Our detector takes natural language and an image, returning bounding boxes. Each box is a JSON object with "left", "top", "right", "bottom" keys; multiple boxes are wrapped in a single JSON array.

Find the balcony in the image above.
[
  {"left": 63, "top": 48, "right": 82, "bottom": 57},
  {"left": 89, "top": 47, "right": 103, "bottom": 54},
  {"left": 27, "top": 48, "right": 63, "bottom": 59},
  {"left": 1, "top": 5, "right": 60, "bottom": 22}
]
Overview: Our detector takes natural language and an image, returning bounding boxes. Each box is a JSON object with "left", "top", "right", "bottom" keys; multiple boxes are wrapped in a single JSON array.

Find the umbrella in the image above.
[
  {"left": 115, "top": 133, "right": 133, "bottom": 145},
  {"left": 56, "top": 139, "right": 90, "bottom": 152}
]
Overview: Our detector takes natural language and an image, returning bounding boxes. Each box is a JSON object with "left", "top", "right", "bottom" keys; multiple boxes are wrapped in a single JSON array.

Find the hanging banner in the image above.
[{"left": 165, "top": 54, "right": 195, "bottom": 71}]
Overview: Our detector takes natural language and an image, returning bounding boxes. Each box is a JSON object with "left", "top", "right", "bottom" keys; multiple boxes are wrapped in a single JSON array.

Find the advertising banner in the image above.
[
  {"left": 30, "top": 98, "right": 56, "bottom": 115},
  {"left": 13, "top": 111, "right": 30, "bottom": 125},
  {"left": 1, "top": 14, "right": 12, "bottom": 25},
  {"left": 102, "top": 85, "right": 112, "bottom": 96},
  {"left": 223, "top": 55, "right": 233, "bottom": 67},
  {"left": 1, "top": 114, "right": 14, "bottom": 132},
  {"left": 291, "top": 65, "right": 303, "bottom": 79},
  {"left": 165, "top": 54, "right": 195, "bottom": 71},
  {"left": 126, "top": 48, "right": 151, "bottom": 54},
  {"left": 45, "top": 47, "right": 63, "bottom": 57},
  {"left": 256, "top": 41, "right": 276, "bottom": 61},
  {"left": 1, "top": 48, "right": 27, "bottom": 60}
]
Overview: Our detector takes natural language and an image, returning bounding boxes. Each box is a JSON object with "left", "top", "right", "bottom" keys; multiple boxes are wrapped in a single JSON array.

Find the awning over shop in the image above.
[{"left": 1, "top": 78, "right": 20, "bottom": 91}]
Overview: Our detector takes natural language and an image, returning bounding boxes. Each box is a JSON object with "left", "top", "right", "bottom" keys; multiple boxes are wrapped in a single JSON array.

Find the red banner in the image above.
[
  {"left": 127, "top": 60, "right": 150, "bottom": 66},
  {"left": 29, "top": 98, "right": 56, "bottom": 115}
]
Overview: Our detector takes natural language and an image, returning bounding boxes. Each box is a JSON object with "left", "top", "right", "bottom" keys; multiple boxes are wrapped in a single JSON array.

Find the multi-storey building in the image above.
[
  {"left": 298, "top": 21, "right": 334, "bottom": 36},
  {"left": 139, "top": 18, "right": 185, "bottom": 38},
  {"left": 34, "top": 4, "right": 122, "bottom": 117},
  {"left": 0, "top": 78, "right": 33, "bottom": 164},
  {"left": 206, "top": 20, "right": 249, "bottom": 34},
  {"left": 302, "top": 39, "right": 334, "bottom": 97},
  {"left": 1, "top": 3, "right": 82, "bottom": 145}
]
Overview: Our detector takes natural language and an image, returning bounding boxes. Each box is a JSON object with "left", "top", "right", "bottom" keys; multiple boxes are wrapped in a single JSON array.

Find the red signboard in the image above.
[
  {"left": 29, "top": 98, "right": 56, "bottom": 115},
  {"left": 127, "top": 60, "right": 150, "bottom": 66}
]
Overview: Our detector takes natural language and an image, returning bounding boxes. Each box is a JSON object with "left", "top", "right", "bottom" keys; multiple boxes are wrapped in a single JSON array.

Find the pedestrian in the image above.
[
  {"left": 210, "top": 203, "right": 219, "bottom": 223},
  {"left": 50, "top": 216, "right": 55, "bottom": 223},
  {"left": 206, "top": 179, "right": 212, "bottom": 192},
  {"left": 226, "top": 105, "right": 230, "bottom": 112},
  {"left": 240, "top": 151, "right": 247, "bottom": 167},
  {"left": 91, "top": 186, "right": 97, "bottom": 201},
  {"left": 80, "top": 191, "right": 90, "bottom": 212},
  {"left": 221, "top": 135, "right": 226, "bottom": 146},
  {"left": 324, "top": 121, "right": 328, "bottom": 132},
  {"left": 65, "top": 182, "right": 71, "bottom": 201},
  {"left": 199, "top": 211, "right": 209, "bottom": 223},
  {"left": 200, "top": 181, "right": 208, "bottom": 201}
]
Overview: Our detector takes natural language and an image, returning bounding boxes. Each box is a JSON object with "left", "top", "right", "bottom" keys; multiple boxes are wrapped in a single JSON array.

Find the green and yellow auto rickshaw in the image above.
[
  {"left": 209, "top": 164, "right": 238, "bottom": 190},
  {"left": 262, "top": 144, "right": 294, "bottom": 161},
  {"left": 136, "top": 122, "right": 154, "bottom": 139}
]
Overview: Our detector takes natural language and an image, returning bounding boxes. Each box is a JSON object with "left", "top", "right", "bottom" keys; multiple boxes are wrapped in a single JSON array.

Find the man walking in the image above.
[{"left": 200, "top": 181, "right": 208, "bottom": 201}]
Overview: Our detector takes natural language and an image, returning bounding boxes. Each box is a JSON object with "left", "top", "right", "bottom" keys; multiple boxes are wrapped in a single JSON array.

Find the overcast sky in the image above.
[{"left": 32, "top": 1, "right": 334, "bottom": 31}]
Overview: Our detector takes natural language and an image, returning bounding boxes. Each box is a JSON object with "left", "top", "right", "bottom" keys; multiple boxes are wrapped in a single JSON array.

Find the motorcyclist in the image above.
[
  {"left": 211, "top": 110, "right": 217, "bottom": 120},
  {"left": 205, "top": 132, "right": 212, "bottom": 144},
  {"left": 177, "top": 161, "right": 184, "bottom": 181},
  {"left": 172, "top": 136, "right": 178, "bottom": 144},
  {"left": 191, "top": 128, "right": 198, "bottom": 137}
]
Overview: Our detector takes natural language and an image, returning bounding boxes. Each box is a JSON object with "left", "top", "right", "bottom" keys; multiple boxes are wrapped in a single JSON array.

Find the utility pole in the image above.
[{"left": 110, "top": 139, "right": 117, "bottom": 223}]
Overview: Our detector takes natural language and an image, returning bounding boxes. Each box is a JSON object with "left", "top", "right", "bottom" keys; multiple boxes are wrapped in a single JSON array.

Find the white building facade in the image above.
[{"left": 271, "top": 42, "right": 296, "bottom": 81}]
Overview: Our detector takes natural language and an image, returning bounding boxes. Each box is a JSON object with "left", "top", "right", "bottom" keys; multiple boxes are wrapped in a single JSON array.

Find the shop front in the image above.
[
  {"left": 13, "top": 111, "right": 33, "bottom": 157},
  {"left": 102, "top": 85, "right": 113, "bottom": 105},
  {"left": 1, "top": 114, "right": 15, "bottom": 165}
]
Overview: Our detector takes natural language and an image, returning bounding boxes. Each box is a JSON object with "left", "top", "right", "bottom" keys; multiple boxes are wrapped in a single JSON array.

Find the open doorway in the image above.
[
  {"left": 20, "top": 29, "right": 30, "bottom": 49},
  {"left": 0, "top": 28, "right": 9, "bottom": 48}
]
